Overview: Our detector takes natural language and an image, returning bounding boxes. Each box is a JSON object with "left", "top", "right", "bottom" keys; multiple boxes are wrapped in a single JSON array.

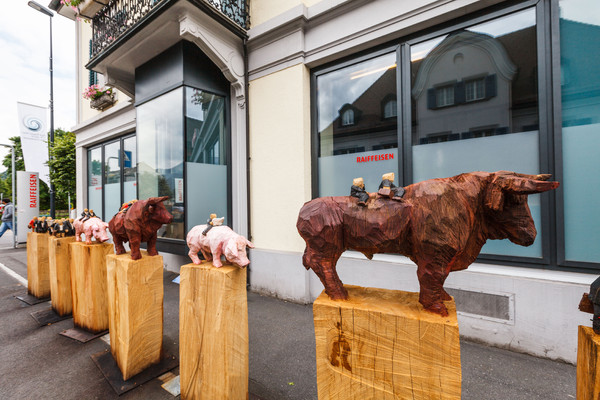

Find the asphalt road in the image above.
[{"left": 0, "top": 233, "right": 577, "bottom": 399}]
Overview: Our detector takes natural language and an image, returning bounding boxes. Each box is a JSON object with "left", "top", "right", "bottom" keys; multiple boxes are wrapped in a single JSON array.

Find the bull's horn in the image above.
[
  {"left": 534, "top": 174, "right": 552, "bottom": 181},
  {"left": 500, "top": 176, "right": 560, "bottom": 194}
]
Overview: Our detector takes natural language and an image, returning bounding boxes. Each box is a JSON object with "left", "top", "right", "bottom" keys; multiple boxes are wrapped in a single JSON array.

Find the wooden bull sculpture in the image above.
[{"left": 297, "top": 171, "right": 559, "bottom": 316}]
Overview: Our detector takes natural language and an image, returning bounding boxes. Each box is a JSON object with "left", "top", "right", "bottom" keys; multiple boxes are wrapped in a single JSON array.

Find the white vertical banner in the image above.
[
  {"left": 16, "top": 102, "right": 50, "bottom": 187},
  {"left": 16, "top": 171, "right": 39, "bottom": 243}
]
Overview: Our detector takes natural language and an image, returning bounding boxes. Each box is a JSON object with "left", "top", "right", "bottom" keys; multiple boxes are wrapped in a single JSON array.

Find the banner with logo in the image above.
[
  {"left": 16, "top": 171, "right": 39, "bottom": 243},
  {"left": 16, "top": 102, "right": 50, "bottom": 187}
]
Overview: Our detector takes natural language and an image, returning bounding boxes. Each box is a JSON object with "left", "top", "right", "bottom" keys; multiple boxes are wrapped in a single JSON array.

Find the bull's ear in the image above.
[
  {"left": 484, "top": 181, "right": 504, "bottom": 212},
  {"left": 498, "top": 176, "right": 560, "bottom": 195},
  {"left": 246, "top": 239, "right": 255, "bottom": 248},
  {"left": 148, "top": 196, "right": 169, "bottom": 205}
]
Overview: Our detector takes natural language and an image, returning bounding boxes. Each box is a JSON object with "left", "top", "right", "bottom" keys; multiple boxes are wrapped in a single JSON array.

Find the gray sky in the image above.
[{"left": 0, "top": 1, "right": 76, "bottom": 169}]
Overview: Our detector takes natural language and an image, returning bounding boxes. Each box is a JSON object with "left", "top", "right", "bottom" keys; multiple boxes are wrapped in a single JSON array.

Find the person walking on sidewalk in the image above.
[{"left": 0, "top": 198, "right": 14, "bottom": 238}]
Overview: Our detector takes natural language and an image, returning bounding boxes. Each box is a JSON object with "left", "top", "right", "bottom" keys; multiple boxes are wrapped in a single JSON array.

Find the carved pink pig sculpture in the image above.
[
  {"left": 187, "top": 225, "right": 254, "bottom": 268},
  {"left": 73, "top": 216, "right": 110, "bottom": 244}
]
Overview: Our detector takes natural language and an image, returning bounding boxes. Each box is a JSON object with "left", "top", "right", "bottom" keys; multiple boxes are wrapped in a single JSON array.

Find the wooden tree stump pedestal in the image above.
[
  {"left": 27, "top": 232, "right": 50, "bottom": 298},
  {"left": 48, "top": 236, "right": 76, "bottom": 316},
  {"left": 69, "top": 241, "right": 113, "bottom": 333},
  {"left": 106, "top": 252, "right": 164, "bottom": 381},
  {"left": 179, "top": 262, "right": 248, "bottom": 400},
  {"left": 577, "top": 325, "right": 600, "bottom": 399},
  {"left": 313, "top": 285, "right": 461, "bottom": 400}
]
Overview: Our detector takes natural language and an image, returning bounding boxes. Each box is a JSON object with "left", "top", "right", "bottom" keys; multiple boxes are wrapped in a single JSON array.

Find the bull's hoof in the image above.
[
  {"left": 326, "top": 288, "right": 349, "bottom": 301},
  {"left": 424, "top": 302, "right": 449, "bottom": 317}
]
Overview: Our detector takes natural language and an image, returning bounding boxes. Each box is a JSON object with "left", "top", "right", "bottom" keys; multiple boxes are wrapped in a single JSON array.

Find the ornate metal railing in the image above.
[{"left": 91, "top": 0, "right": 249, "bottom": 59}]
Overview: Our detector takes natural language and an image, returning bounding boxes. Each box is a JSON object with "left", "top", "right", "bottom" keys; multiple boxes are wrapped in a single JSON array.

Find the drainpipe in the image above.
[{"left": 244, "top": 36, "right": 251, "bottom": 288}]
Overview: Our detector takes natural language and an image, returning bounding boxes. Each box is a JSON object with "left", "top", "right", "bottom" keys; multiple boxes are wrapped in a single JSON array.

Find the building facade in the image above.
[{"left": 51, "top": 0, "right": 600, "bottom": 363}]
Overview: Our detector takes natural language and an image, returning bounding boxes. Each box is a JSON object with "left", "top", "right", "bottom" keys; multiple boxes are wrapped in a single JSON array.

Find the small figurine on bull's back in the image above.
[
  {"left": 297, "top": 171, "right": 559, "bottom": 316},
  {"left": 187, "top": 221, "right": 254, "bottom": 268},
  {"left": 108, "top": 196, "right": 174, "bottom": 260},
  {"left": 350, "top": 177, "right": 370, "bottom": 207},
  {"left": 73, "top": 213, "right": 110, "bottom": 244},
  {"left": 378, "top": 172, "right": 405, "bottom": 200}
]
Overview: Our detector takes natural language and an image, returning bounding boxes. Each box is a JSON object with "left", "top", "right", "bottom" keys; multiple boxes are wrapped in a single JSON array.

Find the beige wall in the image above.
[
  {"left": 249, "top": 64, "right": 312, "bottom": 252},
  {"left": 250, "top": 0, "right": 321, "bottom": 27}
]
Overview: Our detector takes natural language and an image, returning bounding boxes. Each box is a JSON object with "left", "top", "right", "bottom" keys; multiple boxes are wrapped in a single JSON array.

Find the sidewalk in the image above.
[{"left": 0, "top": 232, "right": 577, "bottom": 399}]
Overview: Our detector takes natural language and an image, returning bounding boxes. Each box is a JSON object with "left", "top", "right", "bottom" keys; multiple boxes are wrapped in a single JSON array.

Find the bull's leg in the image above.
[
  {"left": 130, "top": 237, "right": 142, "bottom": 260},
  {"left": 147, "top": 233, "right": 159, "bottom": 256},
  {"left": 416, "top": 262, "right": 451, "bottom": 317},
  {"left": 113, "top": 235, "right": 126, "bottom": 255},
  {"left": 303, "top": 248, "right": 347, "bottom": 300}
]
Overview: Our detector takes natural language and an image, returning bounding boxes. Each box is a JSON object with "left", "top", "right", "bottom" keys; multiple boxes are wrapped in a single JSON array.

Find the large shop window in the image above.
[
  {"left": 136, "top": 86, "right": 230, "bottom": 242},
  {"left": 410, "top": 8, "right": 541, "bottom": 258},
  {"left": 559, "top": 0, "right": 600, "bottom": 263},
  {"left": 86, "top": 134, "right": 137, "bottom": 220},
  {"left": 137, "top": 88, "right": 185, "bottom": 240},
  {"left": 316, "top": 52, "right": 398, "bottom": 196}
]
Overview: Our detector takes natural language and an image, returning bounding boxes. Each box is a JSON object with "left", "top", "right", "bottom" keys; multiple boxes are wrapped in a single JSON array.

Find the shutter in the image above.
[
  {"left": 88, "top": 40, "right": 97, "bottom": 86},
  {"left": 485, "top": 74, "right": 497, "bottom": 99},
  {"left": 454, "top": 81, "right": 465, "bottom": 104},
  {"left": 427, "top": 88, "right": 436, "bottom": 109}
]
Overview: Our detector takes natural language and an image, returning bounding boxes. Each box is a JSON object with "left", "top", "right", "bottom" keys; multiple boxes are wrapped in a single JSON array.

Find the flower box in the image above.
[{"left": 90, "top": 93, "right": 116, "bottom": 111}]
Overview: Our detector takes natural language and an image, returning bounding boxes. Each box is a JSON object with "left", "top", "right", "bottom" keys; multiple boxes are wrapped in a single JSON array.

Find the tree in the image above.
[{"left": 48, "top": 129, "right": 76, "bottom": 210}]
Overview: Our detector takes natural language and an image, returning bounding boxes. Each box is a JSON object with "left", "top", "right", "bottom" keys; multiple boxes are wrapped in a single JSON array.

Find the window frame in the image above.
[
  {"left": 86, "top": 132, "right": 136, "bottom": 221},
  {"left": 310, "top": 0, "right": 577, "bottom": 271}
]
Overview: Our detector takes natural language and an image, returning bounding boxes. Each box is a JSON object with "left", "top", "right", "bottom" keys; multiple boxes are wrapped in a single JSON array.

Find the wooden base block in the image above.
[
  {"left": 577, "top": 325, "right": 600, "bottom": 399},
  {"left": 48, "top": 236, "right": 76, "bottom": 316},
  {"left": 179, "top": 262, "right": 248, "bottom": 400},
  {"left": 69, "top": 241, "right": 113, "bottom": 333},
  {"left": 27, "top": 232, "right": 50, "bottom": 298},
  {"left": 106, "top": 251, "right": 164, "bottom": 381},
  {"left": 313, "top": 285, "right": 461, "bottom": 400}
]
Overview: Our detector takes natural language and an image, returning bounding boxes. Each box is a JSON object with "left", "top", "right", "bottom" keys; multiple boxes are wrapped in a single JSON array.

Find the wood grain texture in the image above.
[
  {"left": 48, "top": 236, "right": 76, "bottom": 316},
  {"left": 106, "top": 251, "right": 164, "bottom": 380},
  {"left": 69, "top": 242, "right": 113, "bottom": 333},
  {"left": 313, "top": 285, "right": 461, "bottom": 400},
  {"left": 298, "top": 171, "right": 559, "bottom": 316},
  {"left": 179, "top": 262, "right": 248, "bottom": 400},
  {"left": 27, "top": 232, "right": 51, "bottom": 298},
  {"left": 577, "top": 325, "right": 600, "bottom": 400}
]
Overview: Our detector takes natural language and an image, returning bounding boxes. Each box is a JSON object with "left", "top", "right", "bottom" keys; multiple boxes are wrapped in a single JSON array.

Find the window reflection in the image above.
[
  {"left": 87, "top": 147, "right": 102, "bottom": 219},
  {"left": 185, "top": 87, "right": 229, "bottom": 229},
  {"left": 559, "top": 0, "right": 600, "bottom": 262},
  {"left": 410, "top": 8, "right": 542, "bottom": 258},
  {"left": 104, "top": 141, "right": 121, "bottom": 218},
  {"left": 317, "top": 52, "right": 398, "bottom": 196},
  {"left": 137, "top": 88, "right": 185, "bottom": 240}
]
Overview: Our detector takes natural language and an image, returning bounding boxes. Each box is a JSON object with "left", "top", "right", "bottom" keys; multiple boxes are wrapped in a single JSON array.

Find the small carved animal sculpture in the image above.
[
  {"left": 73, "top": 216, "right": 110, "bottom": 244},
  {"left": 109, "top": 196, "right": 173, "bottom": 260},
  {"left": 297, "top": 171, "right": 559, "bottom": 316},
  {"left": 187, "top": 224, "right": 254, "bottom": 268},
  {"left": 50, "top": 219, "right": 75, "bottom": 237}
]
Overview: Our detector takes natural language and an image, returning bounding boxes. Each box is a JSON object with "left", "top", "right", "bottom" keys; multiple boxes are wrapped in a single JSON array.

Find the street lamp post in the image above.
[{"left": 28, "top": 0, "right": 55, "bottom": 219}]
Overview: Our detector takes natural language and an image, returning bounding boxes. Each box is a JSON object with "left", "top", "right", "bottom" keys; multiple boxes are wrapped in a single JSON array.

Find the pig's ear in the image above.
[
  {"left": 227, "top": 240, "right": 239, "bottom": 257},
  {"left": 149, "top": 196, "right": 169, "bottom": 205},
  {"left": 246, "top": 239, "right": 255, "bottom": 248}
]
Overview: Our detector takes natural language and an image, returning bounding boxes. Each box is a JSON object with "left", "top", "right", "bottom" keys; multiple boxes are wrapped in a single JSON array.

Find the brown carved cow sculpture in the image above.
[
  {"left": 109, "top": 196, "right": 174, "bottom": 260},
  {"left": 297, "top": 171, "right": 559, "bottom": 316}
]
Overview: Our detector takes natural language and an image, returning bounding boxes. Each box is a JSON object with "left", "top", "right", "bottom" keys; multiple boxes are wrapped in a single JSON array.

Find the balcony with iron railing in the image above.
[{"left": 89, "top": 0, "right": 249, "bottom": 60}]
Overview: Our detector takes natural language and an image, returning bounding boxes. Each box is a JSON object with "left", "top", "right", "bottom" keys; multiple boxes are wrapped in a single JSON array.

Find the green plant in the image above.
[{"left": 83, "top": 84, "right": 114, "bottom": 101}]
